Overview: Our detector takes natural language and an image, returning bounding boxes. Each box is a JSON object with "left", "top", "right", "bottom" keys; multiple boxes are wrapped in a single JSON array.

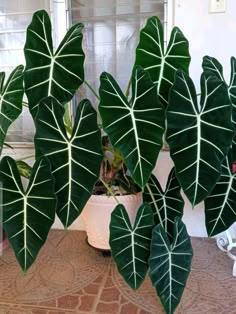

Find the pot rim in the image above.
[{"left": 87, "top": 191, "right": 142, "bottom": 205}]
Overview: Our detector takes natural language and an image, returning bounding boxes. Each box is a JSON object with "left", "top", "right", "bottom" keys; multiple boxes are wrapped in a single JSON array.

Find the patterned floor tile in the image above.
[{"left": 0, "top": 231, "right": 235, "bottom": 313}]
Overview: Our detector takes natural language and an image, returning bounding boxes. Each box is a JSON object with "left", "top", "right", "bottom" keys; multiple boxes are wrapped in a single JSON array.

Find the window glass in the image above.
[
  {"left": 0, "top": 0, "right": 51, "bottom": 142},
  {"left": 1, "top": 0, "right": 167, "bottom": 143},
  {"left": 71, "top": 0, "right": 166, "bottom": 104}
]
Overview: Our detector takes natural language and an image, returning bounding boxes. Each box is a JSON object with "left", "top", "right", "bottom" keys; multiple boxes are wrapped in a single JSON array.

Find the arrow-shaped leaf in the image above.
[
  {"left": 134, "top": 16, "right": 190, "bottom": 107},
  {"left": 166, "top": 70, "right": 234, "bottom": 206},
  {"left": 34, "top": 96, "right": 103, "bottom": 228},
  {"left": 149, "top": 218, "right": 193, "bottom": 314},
  {"left": 0, "top": 65, "right": 24, "bottom": 150},
  {"left": 0, "top": 156, "right": 56, "bottom": 271},
  {"left": 205, "top": 151, "right": 236, "bottom": 236},
  {"left": 202, "top": 55, "right": 236, "bottom": 158},
  {"left": 24, "top": 10, "right": 85, "bottom": 118},
  {"left": 143, "top": 168, "right": 184, "bottom": 241},
  {"left": 99, "top": 66, "right": 165, "bottom": 189},
  {"left": 109, "top": 203, "right": 154, "bottom": 290}
]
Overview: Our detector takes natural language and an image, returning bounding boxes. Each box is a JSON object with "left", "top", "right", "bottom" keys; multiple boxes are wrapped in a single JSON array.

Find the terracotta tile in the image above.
[
  {"left": 36, "top": 300, "right": 57, "bottom": 308},
  {"left": 78, "top": 295, "right": 95, "bottom": 311},
  {"left": 139, "top": 310, "right": 151, "bottom": 314},
  {"left": 2, "top": 231, "right": 236, "bottom": 314},
  {"left": 47, "top": 312, "right": 67, "bottom": 314},
  {"left": 96, "top": 302, "right": 120, "bottom": 313},
  {"left": 6, "top": 308, "right": 31, "bottom": 314},
  {"left": 93, "top": 274, "right": 104, "bottom": 284},
  {"left": 57, "top": 295, "right": 80, "bottom": 309},
  {"left": 104, "top": 276, "right": 114, "bottom": 288},
  {"left": 83, "top": 283, "right": 100, "bottom": 295},
  {"left": 120, "top": 295, "right": 127, "bottom": 305},
  {"left": 31, "top": 309, "right": 49, "bottom": 314},
  {"left": 100, "top": 287, "right": 120, "bottom": 302},
  {"left": 120, "top": 303, "right": 138, "bottom": 314},
  {"left": 0, "top": 303, "right": 12, "bottom": 314},
  {"left": 74, "top": 289, "right": 85, "bottom": 296}
]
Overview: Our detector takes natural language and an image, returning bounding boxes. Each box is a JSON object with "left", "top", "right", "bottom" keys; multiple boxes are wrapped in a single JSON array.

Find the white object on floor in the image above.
[{"left": 216, "top": 226, "right": 236, "bottom": 276}]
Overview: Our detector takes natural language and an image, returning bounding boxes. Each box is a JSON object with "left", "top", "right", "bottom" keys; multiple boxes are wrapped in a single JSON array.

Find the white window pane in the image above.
[
  {"left": 0, "top": 0, "right": 51, "bottom": 143},
  {"left": 71, "top": 0, "right": 166, "bottom": 100}
]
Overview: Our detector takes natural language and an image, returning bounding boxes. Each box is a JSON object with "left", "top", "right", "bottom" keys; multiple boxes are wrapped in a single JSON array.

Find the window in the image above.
[
  {"left": 70, "top": 0, "right": 167, "bottom": 103},
  {"left": 0, "top": 0, "right": 52, "bottom": 143},
  {"left": 1, "top": 0, "right": 167, "bottom": 143}
]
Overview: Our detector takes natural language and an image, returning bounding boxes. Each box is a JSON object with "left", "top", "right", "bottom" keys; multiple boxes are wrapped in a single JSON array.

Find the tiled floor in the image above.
[{"left": 0, "top": 230, "right": 236, "bottom": 314}]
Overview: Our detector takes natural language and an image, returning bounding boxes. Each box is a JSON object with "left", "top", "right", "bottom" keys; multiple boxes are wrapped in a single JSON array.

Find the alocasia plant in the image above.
[{"left": 1, "top": 9, "right": 236, "bottom": 314}]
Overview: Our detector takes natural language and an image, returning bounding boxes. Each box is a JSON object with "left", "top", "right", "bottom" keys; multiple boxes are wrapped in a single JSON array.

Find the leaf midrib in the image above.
[{"left": 210, "top": 159, "right": 233, "bottom": 235}]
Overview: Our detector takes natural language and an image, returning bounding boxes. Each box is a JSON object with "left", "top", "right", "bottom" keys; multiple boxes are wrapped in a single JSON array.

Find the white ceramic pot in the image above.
[{"left": 82, "top": 192, "right": 143, "bottom": 250}]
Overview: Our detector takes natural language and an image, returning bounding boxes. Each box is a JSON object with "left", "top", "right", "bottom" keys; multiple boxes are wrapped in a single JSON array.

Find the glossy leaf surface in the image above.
[
  {"left": 167, "top": 70, "right": 234, "bottom": 206},
  {"left": 149, "top": 218, "right": 193, "bottom": 314},
  {"left": 205, "top": 152, "right": 236, "bottom": 236},
  {"left": 99, "top": 66, "right": 165, "bottom": 189},
  {"left": 35, "top": 96, "right": 103, "bottom": 228},
  {"left": 0, "top": 157, "right": 56, "bottom": 271},
  {"left": 143, "top": 168, "right": 184, "bottom": 241},
  {"left": 110, "top": 203, "right": 154, "bottom": 290},
  {"left": 0, "top": 65, "right": 24, "bottom": 150},
  {"left": 24, "top": 10, "right": 85, "bottom": 118},
  {"left": 135, "top": 16, "right": 190, "bottom": 107}
]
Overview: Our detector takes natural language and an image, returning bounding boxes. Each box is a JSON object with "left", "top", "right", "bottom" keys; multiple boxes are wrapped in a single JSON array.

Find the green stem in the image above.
[
  {"left": 99, "top": 177, "right": 119, "bottom": 204},
  {"left": 125, "top": 77, "right": 132, "bottom": 98},
  {"left": 84, "top": 80, "right": 100, "bottom": 101},
  {"left": 146, "top": 183, "right": 164, "bottom": 228}
]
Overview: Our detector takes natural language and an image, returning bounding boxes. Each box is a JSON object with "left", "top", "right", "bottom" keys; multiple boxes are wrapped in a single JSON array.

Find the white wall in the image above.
[{"left": 173, "top": 0, "right": 236, "bottom": 89}]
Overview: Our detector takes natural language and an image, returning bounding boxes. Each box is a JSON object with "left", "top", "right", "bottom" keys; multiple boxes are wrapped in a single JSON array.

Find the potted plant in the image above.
[
  {"left": 0, "top": 9, "right": 235, "bottom": 314},
  {"left": 81, "top": 136, "right": 143, "bottom": 250}
]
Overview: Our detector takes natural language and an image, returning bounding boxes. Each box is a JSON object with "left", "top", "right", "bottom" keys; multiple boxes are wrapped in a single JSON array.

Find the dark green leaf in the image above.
[
  {"left": 34, "top": 96, "right": 103, "bottom": 228},
  {"left": 24, "top": 10, "right": 85, "bottom": 118},
  {"left": 0, "top": 65, "right": 24, "bottom": 150},
  {"left": 202, "top": 56, "right": 236, "bottom": 160},
  {"left": 149, "top": 218, "right": 193, "bottom": 314},
  {"left": 205, "top": 151, "right": 236, "bottom": 236},
  {"left": 202, "top": 55, "right": 224, "bottom": 81},
  {"left": 110, "top": 203, "right": 154, "bottom": 290},
  {"left": 99, "top": 66, "right": 165, "bottom": 189},
  {"left": 144, "top": 168, "right": 184, "bottom": 240},
  {"left": 0, "top": 157, "right": 56, "bottom": 271},
  {"left": 167, "top": 70, "right": 234, "bottom": 206},
  {"left": 135, "top": 16, "right": 190, "bottom": 107}
]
